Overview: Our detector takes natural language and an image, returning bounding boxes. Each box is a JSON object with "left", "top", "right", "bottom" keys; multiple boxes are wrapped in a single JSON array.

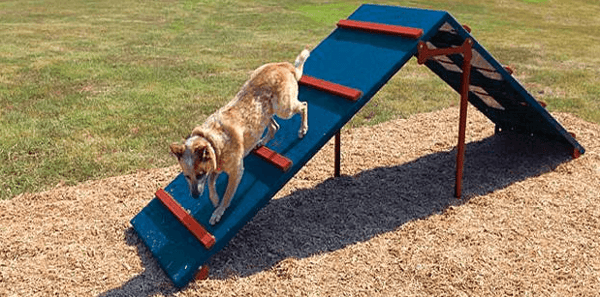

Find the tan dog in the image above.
[{"left": 170, "top": 48, "right": 310, "bottom": 225}]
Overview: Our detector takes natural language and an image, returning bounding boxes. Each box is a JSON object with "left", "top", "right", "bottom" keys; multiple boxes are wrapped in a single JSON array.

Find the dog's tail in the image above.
[{"left": 293, "top": 46, "right": 310, "bottom": 81}]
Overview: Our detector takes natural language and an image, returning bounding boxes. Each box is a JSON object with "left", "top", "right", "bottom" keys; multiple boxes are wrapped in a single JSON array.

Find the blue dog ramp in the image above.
[{"left": 131, "top": 4, "right": 584, "bottom": 288}]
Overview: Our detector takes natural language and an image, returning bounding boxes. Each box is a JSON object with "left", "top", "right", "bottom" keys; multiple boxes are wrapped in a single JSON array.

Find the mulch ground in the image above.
[{"left": 1, "top": 106, "right": 599, "bottom": 296}]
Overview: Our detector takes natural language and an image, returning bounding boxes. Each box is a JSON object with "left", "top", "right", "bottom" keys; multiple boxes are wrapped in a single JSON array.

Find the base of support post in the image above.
[{"left": 195, "top": 265, "right": 209, "bottom": 281}]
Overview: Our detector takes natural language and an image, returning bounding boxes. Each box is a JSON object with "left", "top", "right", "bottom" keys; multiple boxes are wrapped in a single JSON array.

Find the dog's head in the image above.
[{"left": 170, "top": 136, "right": 217, "bottom": 197}]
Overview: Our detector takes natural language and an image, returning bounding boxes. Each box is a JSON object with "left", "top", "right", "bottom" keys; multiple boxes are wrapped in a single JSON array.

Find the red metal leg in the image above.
[
  {"left": 454, "top": 46, "right": 472, "bottom": 198},
  {"left": 454, "top": 39, "right": 473, "bottom": 198},
  {"left": 417, "top": 38, "right": 473, "bottom": 198}
]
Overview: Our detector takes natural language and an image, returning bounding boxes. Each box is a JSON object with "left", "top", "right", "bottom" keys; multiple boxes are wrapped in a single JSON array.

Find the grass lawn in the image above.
[{"left": 1, "top": 0, "right": 598, "bottom": 200}]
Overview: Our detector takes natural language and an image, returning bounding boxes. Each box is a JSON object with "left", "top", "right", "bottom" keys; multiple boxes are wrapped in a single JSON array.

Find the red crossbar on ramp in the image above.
[
  {"left": 299, "top": 75, "right": 362, "bottom": 101},
  {"left": 337, "top": 19, "right": 423, "bottom": 39},
  {"left": 253, "top": 146, "right": 293, "bottom": 172},
  {"left": 155, "top": 188, "right": 216, "bottom": 249}
]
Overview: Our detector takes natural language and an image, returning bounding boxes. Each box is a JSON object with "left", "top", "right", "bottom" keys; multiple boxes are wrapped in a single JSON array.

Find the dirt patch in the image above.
[{"left": 1, "top": 106, "right": 599, "bottom": 296}]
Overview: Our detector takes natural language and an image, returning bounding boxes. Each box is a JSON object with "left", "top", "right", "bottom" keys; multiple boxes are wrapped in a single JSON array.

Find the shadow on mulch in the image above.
[{"left": 100, "top": 132, "right": 574, "bottom": 296}]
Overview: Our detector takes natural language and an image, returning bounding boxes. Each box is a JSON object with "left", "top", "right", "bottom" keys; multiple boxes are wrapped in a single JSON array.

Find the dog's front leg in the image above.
[
  {"left": 207, "top": 172, "right": 219, "bottom": 208},
  {"left": 258, "top": 118, "right": 279, "bottom": 147},
  {"left": 209, "top": 163, "right": 243, "bottom": 225}
]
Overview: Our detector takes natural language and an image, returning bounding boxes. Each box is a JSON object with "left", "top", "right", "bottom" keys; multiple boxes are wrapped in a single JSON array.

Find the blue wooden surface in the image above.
[
  {"left": 131, "top": 3, "right": 584, "bottom": 288},
  {"left": 131, "top": 4, "right": 448, "bottom": 288}
]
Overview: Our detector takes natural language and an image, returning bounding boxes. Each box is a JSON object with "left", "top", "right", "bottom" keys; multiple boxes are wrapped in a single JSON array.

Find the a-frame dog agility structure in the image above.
[{"left": 131, "top": 4, "right": 585, "bottom": 288}]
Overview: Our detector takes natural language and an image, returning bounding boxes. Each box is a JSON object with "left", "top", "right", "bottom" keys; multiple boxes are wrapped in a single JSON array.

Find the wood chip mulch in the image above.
[{"left": 1, "top": 106, "right": 599, "bottom": 296}]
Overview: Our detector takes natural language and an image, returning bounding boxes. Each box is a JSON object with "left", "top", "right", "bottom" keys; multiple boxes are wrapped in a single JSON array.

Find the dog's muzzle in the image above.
[{"left": 189, "top": 173, "right": 208, "bottom": 198}]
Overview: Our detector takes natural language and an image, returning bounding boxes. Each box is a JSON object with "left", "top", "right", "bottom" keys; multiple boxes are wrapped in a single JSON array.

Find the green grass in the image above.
[{"left": 1, "top": 0, "right": 599, "bottom": 199}]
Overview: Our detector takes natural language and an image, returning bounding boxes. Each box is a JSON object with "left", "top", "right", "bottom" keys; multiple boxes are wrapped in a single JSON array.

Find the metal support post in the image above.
[
  {"left": 334, "top": 131, "right": 341, "bottom": 177},
  {"left": 417, "top": 38, "right": 473, "bottom": 198}
]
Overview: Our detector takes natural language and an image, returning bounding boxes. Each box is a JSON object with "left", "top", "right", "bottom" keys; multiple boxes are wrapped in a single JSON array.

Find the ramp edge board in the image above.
[
  {"left": 299, "top": 75, "right": 363, "bottom": 101},
  {"left": 337, "top": 19, "right": 423, "bottom": 39},
  {"left": 155, "top": 188, "right": 216, "bottom": 249}
]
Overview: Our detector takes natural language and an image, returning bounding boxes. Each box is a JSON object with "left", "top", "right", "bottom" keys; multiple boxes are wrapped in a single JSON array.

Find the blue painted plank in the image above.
[{"left": 131, "top": 4, "right": 449, "bottom": 288}]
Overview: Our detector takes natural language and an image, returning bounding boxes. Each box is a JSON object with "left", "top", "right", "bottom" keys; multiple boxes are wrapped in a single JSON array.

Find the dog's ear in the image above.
[
  {"left": 201, "top": 147, "right": 210, "bottom": 161},
  {"left": 205, "top": 145, "right": 218, "bottom": 171},
  {"left": 169, "top": 143, "right": 185, "bottom": 159},
  {"left": 193, "top": 144, "right": 217, "bottom": 172}
]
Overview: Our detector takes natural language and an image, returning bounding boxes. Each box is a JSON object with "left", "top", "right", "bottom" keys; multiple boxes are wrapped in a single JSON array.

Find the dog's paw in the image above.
[
  {"left": 298, "top": 127, "right": 308, "bottom": 139},
  {"left": 209, "top": 207, "right": 225, "bottom": 225},
  {"left": 257, "top": 138, "right": 267, "bottom": 148}
]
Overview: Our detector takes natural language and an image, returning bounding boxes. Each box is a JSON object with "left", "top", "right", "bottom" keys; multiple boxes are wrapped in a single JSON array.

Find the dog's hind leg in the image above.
[
  {"left": 291, "top": 47, "right": 310, "bottom": 138},
  {"left": 276, "top": 79, "right": 308, "bottom": 138},
  {"left": 280, "top": 99, "right": 307, "bottom": 138},
  {"left": 209, "top": 162, "right": 243, "bottom": 225},
  {"left": 258, "top": 118, "right": 279, "bottom": 147},
  {"left": 296, "top": 101, "right": 308, "bottom": 138}
]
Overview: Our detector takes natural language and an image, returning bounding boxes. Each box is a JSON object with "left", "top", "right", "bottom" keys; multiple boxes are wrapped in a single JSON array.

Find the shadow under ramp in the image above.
[
  {"left": 208, "top": 132, "right": 573, "bottom": 278},
  {"left": 100, "top": 132, "right": 574, "bottom": 295}
]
